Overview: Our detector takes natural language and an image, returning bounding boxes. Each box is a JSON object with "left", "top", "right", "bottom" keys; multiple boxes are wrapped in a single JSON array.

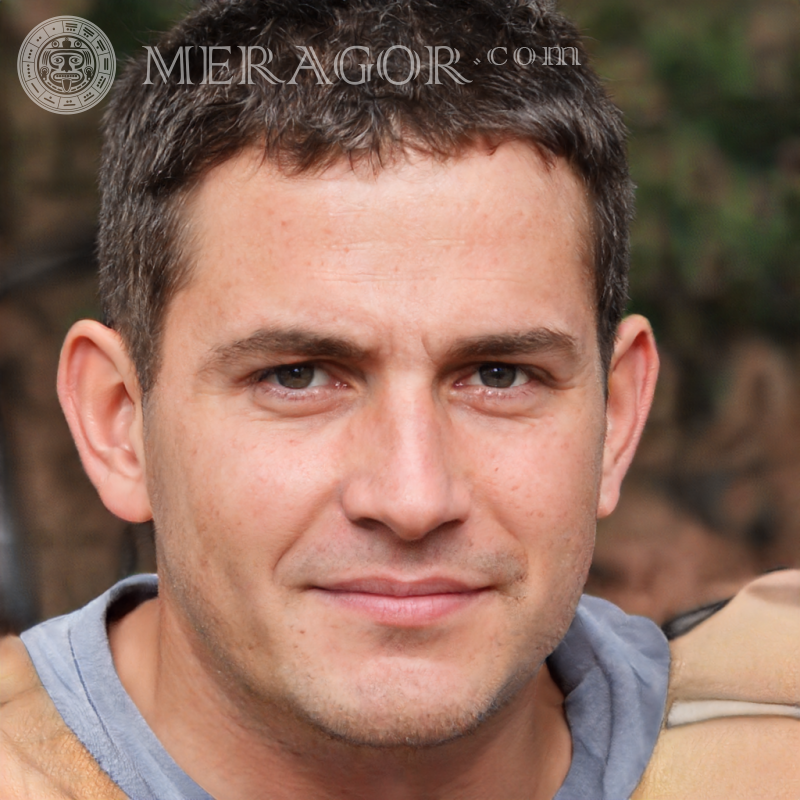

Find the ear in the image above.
[
  {"left": 597, "top": 315, "right": 659, "bottom": 519},
  {"left": 57, "top": 320, "right": 152, "bottom": 523}
]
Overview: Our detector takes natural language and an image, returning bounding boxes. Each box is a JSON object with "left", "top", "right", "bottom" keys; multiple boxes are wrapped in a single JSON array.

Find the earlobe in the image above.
[
  {"left": 57, "top": 320, "right": 153, "bottom": 523},
  {"left": 597, "top": 315, "right": 659, "bottom": 519}
]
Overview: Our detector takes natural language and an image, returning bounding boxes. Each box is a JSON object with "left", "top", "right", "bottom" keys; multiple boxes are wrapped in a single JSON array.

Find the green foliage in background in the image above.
[{"left": 562, "top": 0, "right": 800, "bottom": 416}]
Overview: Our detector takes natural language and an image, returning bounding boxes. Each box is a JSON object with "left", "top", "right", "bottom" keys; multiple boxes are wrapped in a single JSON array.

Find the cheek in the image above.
[
  {"left": 468, "top": 408, "right": 603, "bottom": 573},
  {"left": 471, "top": 417, "right": 601, "bottom": 650},
  {"left": 147, "top": 410, "right": 341, "bottom": 590}
]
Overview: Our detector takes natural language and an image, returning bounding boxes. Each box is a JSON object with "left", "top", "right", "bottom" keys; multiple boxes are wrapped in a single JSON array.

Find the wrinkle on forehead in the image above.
[{"left": 180, "top": 139, "right": 594, "bottom": 275}]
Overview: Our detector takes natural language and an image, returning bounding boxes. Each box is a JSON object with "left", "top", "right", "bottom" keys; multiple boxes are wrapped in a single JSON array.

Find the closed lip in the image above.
[
  {"left": 314, "top": 577, "right": 489, "bottom": 596},
  {"left": 311, "top": 577, "right": 489, "bottom": 626}
]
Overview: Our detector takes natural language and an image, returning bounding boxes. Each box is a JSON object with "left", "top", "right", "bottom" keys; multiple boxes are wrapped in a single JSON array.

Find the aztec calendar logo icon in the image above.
[{"left": 17, "top": 16, "right": 115, "bottom": 114}]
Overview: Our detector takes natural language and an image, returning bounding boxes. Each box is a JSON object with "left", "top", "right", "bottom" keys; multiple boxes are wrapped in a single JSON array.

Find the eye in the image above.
[
  {"left": 260, "top": 363, "right": 329, "bottom": 390},
  {"left": 466, "top": 363, "right": 529, "bottom": 389}
]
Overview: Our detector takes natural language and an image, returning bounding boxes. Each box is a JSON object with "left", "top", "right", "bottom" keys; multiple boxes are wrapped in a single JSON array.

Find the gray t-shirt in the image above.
[{"left": 21, "top": 574, "right": 669, "bottom": 800}]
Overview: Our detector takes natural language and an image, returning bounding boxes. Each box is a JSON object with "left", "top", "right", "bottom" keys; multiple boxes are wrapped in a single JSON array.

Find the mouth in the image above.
[
  {"left": 310, "top": 577, "right": 490, "bottom": 626},
  {"left": 52, "top": 72, "right": 83, "bottom": 84}
]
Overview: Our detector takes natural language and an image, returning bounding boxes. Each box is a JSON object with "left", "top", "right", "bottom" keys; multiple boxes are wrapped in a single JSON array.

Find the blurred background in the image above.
[{"left": 0, "top": 0, "right": 798, "bottom": 633}]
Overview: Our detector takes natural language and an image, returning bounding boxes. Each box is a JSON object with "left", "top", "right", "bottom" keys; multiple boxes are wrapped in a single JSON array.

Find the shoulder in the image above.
[
  {"left": 550, "top": 594, "right": 670, "bottom": 800},
  {"left": 632, "top": 569, "right": 800, "bottom": 800},
  {"left": 0, "top": 634, "right": 127, "bottom": 799}
]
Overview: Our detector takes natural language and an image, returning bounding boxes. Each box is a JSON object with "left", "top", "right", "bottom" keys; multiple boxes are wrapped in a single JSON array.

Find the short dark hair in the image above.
[{"left": 99, "top": 0, "right": 633, "bottom": 394}]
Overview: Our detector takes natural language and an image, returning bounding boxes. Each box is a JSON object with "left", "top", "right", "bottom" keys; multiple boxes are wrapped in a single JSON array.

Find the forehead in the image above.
[{"left": 172, "top": 142, "right": 596, "bottom": 361}]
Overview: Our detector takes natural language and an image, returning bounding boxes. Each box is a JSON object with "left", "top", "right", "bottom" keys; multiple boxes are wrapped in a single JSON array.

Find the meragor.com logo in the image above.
[{"left": 17, "top": 16, "right": 115, "bottom": 114}]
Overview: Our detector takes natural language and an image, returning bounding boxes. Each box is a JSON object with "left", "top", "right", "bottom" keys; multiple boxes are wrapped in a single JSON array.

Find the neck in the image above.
[{"left": 109, "top": 596, "right": 572, "bottom": 800}]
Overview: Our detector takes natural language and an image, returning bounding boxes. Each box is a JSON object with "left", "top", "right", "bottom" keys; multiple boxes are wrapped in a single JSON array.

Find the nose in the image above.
[{"left": 340, "top": 383, "right": 470, "bottom": 541}]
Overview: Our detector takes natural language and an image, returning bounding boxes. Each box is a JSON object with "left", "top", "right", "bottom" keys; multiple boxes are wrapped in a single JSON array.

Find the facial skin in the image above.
[{"left": 58, "top": 142, "right": 658, "bottom": 800}]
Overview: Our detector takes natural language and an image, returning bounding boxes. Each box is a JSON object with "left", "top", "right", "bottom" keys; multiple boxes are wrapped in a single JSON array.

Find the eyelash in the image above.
[
  {"left": 457, "top": 364, "right": 540, "bottom": 390},
  {"left": 251, "top": 363, "right": 341, "bottom": 397},
  {"left": 250, "top": 362, "right": 547, "bottom": 400}
]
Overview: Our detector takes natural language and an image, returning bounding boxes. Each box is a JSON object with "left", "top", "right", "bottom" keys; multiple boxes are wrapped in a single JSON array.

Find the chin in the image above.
[
  {"left": 296, "top": 698, "right": 495, "bottom": 749},
  {"left": 277, "top": 655, "right": 537, "bottom": 749}
]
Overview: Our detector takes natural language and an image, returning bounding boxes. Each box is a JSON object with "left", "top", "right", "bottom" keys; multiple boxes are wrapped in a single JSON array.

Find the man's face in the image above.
[{"left": 144, "top": 142, "right": 606, "bottom": 745}]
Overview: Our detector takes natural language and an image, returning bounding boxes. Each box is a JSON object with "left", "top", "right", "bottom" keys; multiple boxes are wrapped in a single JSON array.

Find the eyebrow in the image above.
[
  {"left": 200, "top": 325, "right": 581, "bottom": 376},
  {"left": 200, "top": 328, "right": 369, "bottom": 376},
  {"left": 445, "top": 329, "right": 581, "bottom": 364}
]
